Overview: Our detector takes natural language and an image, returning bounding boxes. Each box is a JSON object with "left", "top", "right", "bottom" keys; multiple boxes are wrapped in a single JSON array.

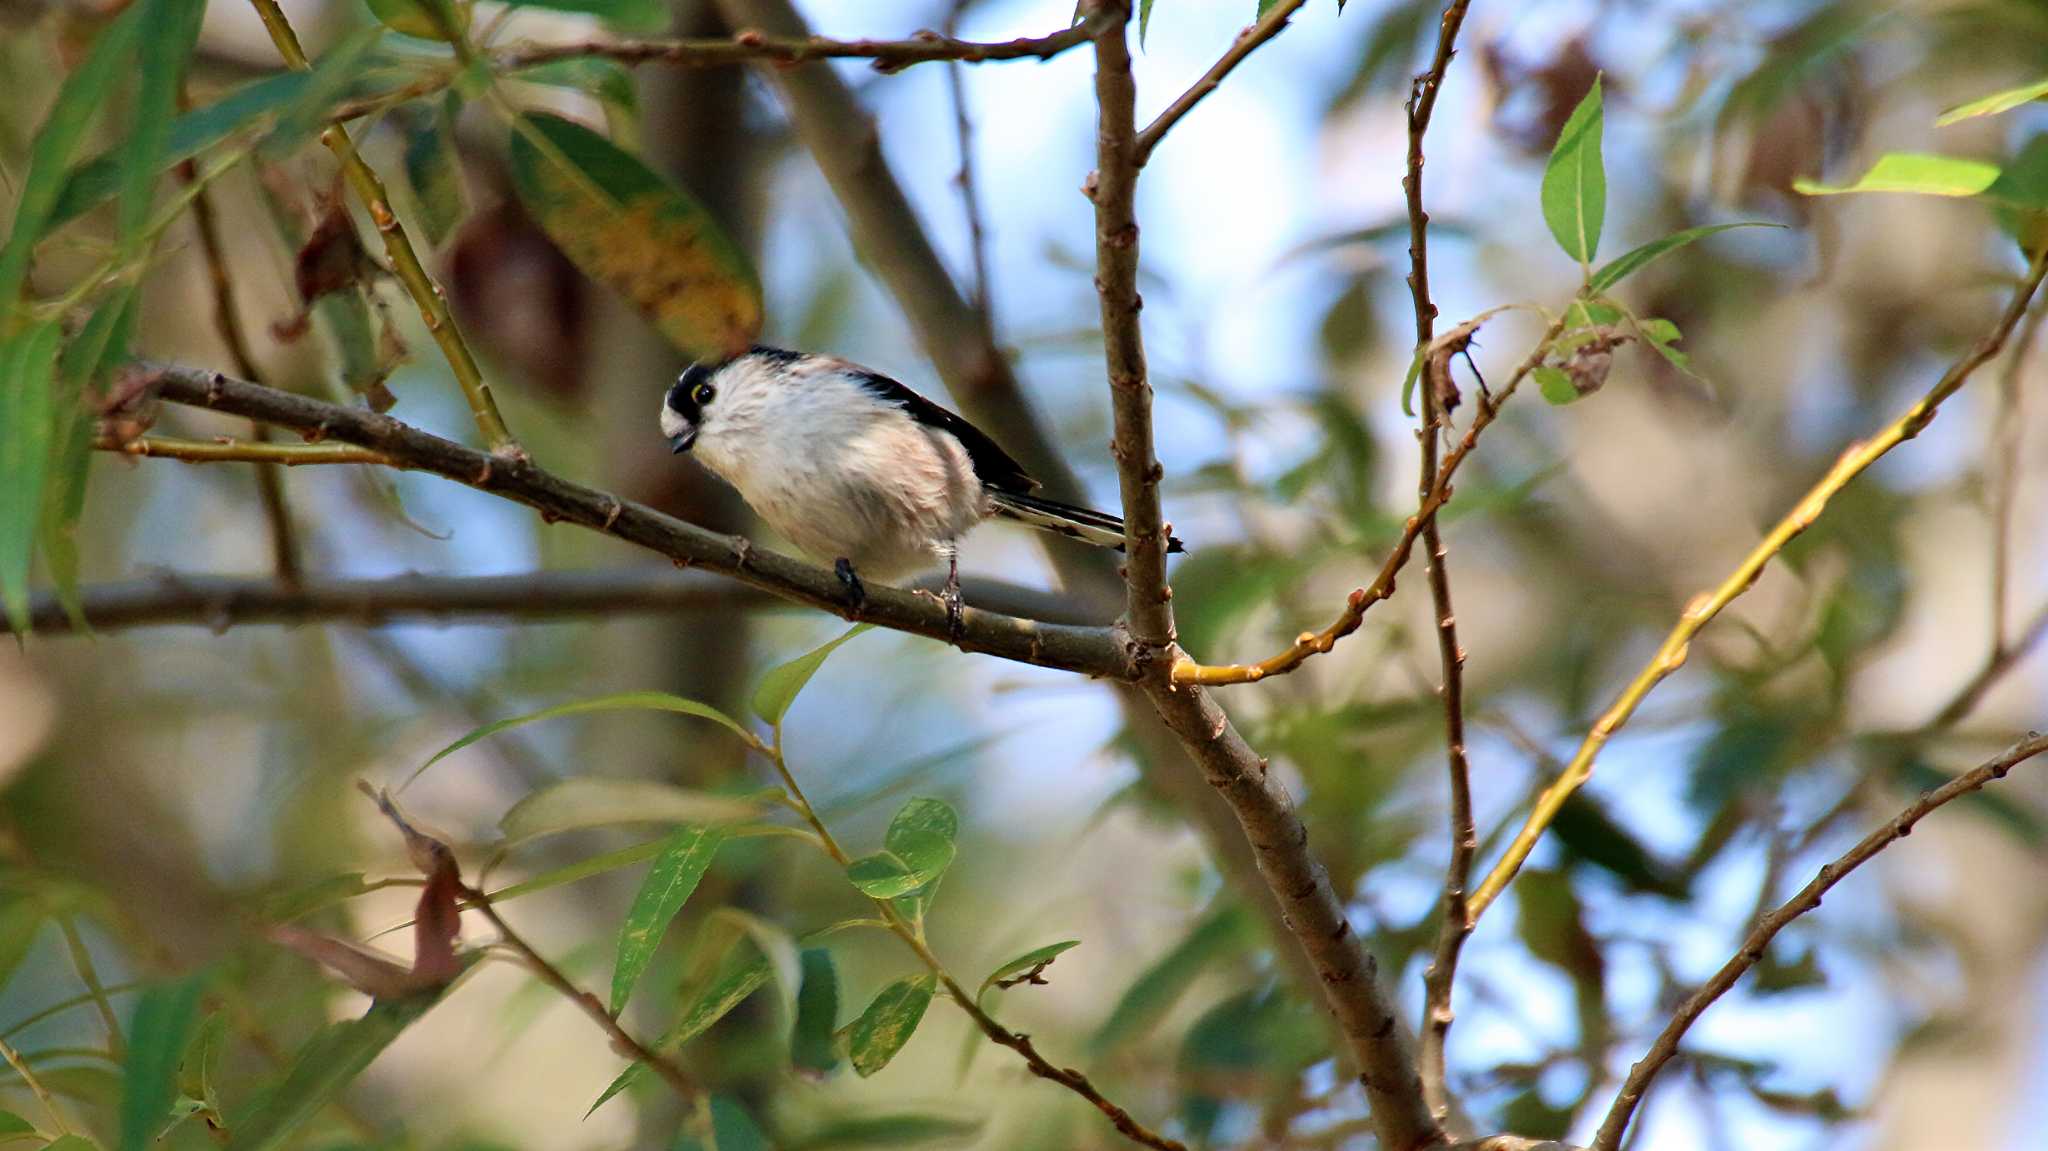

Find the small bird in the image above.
[{"left": 660, "top": 346, "right": 1183, "bottom": 630}]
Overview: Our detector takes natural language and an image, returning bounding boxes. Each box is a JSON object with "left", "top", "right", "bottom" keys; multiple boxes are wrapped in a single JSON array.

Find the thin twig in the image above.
[
  {"left": 497, "top": 9, "right": 1112, "bottom": 74},
  {"left": 11, "top": 569, "right": 1103, "bottom": 636},
  {"left": 142, "top": 364, "right": 1131, "bottom": 677},
  {"left": 178, "top": 124, "right": 303, "bottom": 587},
  {"left": 1406, "top": 2, "right": 1478, "bottom": 1125},
  {"left": 763, "top": 733, "right": 1187, "bottom": 1151},
  {"left": 1924, "top": 598, "right": 2048, "bottom": 732},
  {"left": 54, "top": 917, "right": 124, "bottom": 1061},
  {"left": 464, "top": 893, "right": 700, "bottom": 1102},
  {"left": 0, "top": 1034, "right": 69, "bottom": 1136},
  {"left": 1469, "top": 247, "right": 2048, "bottom": 921},
  {"left": 97, "top": 435, "right": 394, "bottom": 466},
  {"left": 245, "top": 0, "right": 521, "bottom": 458},
  {"left": 1591, "top": 731, "right": 2048, "bottom": 1150},
  {"left": 944, "top": 1, "right": 996, "bottom": 329},
  {"left": 1132, "top": 0, "right": 1307, "bottom": 168}
]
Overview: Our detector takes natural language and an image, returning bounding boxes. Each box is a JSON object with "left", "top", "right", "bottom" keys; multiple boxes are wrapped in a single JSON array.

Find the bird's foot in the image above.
[
  {"left": 834, "top": 557, "right": 866, "bottom": 615},
  {"left": 942, "top": 553, "right": 964, "bottom": 642}
]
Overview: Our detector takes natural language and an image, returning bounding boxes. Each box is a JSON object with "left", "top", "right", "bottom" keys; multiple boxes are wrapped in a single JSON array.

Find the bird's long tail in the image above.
[{"left": 988, "top": 491, "right": 1185, "bottom": 554}]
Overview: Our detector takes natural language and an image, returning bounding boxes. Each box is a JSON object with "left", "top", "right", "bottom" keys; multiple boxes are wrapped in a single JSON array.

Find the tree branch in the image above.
[
  {"left": 1132, "top": 0, "right": 1306, "bottom": 169},
  {"left": 9, "top": 569, "right": 1104, "bottom": 636},
  {"left": 1468, "top": 247, "right": 2048, "bottom": 921},
  {"left": 1403, "top": 2, "right": 1478, "bottom": 1125},
  {"left": 1591, "top": 730, "right": 2048, "bottom": 1150},
  {"left": 139, "top": 364, "right": 1130, "bottom": 678},
  {"left": 96, "top": 435, "right": 393, "bottom": 466}
]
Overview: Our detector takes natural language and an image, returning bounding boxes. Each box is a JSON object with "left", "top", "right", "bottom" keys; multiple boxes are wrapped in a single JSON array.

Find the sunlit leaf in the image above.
[
  {"left": 1793, "top": 153, "right": 2001, "bottom": 198},
  {"left": 499, "top": 779, "right": 768, "bottom": 844},
  {"left": 1140, "top": 0, "right": 1159, "bottom": 47},
  {"left": 791, "top": 947, "right": 841, "bottom": 1075},
  {"left": 1541, "top": 77, "right": 1606, "bottom": 265},
  {"left": 508, "top": 112, "right": 762, "bottom": 359},
  {"left": 752, "top": 624, "right": 873, "bottom": 725},
  {"left": 978, "top": 940, "right": 1080, "bottom": 998},
  {"left": 410, "top": 689, "right": 753, "bottom": 787},
  {"left": 1588, "top": 222, "right": 1782, "bottom": 293},
  {"left": 846, "top": 797, "right": 959, "bottom": 900},
  {"left": 363, "top": 0, "right": 468, "bottom": 41},
  {"left": 846, "top": 974, "right": 936, "bottom": 1077},
  {"left": 1534, "top": 364, "right": 1580, "bottom": 405},
  {"left": 0, "top": 324, "right": 64, "bottom": 633},
  {"left": 1091, "top": 903, "right": 1251, "bottom": 1053},
  {"left": 610, "top": 826, "right": 727, "bottom": 1014},
  {"left": 1938, "top": 77, "right": 2048, "bottom": 126},
  {"left": 118, "top": 974, "right": 209, "bottom": 1151}
]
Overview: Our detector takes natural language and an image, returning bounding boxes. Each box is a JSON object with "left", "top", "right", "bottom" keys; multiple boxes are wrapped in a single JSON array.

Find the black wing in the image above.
[{"left": 849, "top": 369, "right": 1039, "bottom": 494}]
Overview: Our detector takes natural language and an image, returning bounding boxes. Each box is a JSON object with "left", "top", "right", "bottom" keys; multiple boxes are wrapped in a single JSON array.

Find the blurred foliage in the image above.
[{"left": 4, "top": 1, "right": 2048, "bottom": 1150}]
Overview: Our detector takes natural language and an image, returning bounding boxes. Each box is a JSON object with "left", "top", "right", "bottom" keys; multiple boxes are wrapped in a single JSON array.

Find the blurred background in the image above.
[{"left": 4, "top": 1, "right": 2048, "bottom": 1148}]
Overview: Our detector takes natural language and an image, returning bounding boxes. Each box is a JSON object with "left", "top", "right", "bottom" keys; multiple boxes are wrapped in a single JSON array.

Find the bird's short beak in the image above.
[{"left": 668, "top": 428, "right": 697, "bottom": 454}]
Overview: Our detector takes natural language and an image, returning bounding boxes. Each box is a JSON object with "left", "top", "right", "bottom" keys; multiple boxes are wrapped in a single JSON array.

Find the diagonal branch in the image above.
[
  {"left": 1591, "top": 730, "right": 2048, "bottom": 1150},
  {"left": 1469, "top": 247, "right": 2048, "bottom": 921},
  {"left": 1133, "top": 0, "right": 1307, "bottom": 168},
  {"left": 140, "top": 364, "right": 1129, "bottom": 678}
]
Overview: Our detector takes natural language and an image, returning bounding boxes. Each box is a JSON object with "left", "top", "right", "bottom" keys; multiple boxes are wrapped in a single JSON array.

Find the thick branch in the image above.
[
  {"left": 1132, "top": 0, "right": 1306, "bottom": 168},
  {"left": 1406, "top": 2, "right": 1477, "bottom": 1125},
  {"left": 1091, "top": 7, "right": 1174, "bottom": 644},
  {"left": 140, "top": 365, "right": 1129, "bottom": 678},
  {"left": 8, "top": 569, "right": 1102, "bottom": 636},
  {"left": 499, "top": 10, "right": 1110, "bottom": 74},
  {"left": 1591, "top": 731, "right": 2048, "bottom": 1150},
  {"left": 1468, "top": 248, "right": 2048, "bottom": 921}
]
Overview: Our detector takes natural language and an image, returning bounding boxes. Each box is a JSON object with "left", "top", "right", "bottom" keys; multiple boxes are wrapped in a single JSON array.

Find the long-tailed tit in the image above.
[{"left": 660, "top": 346, "right": 1182, "bottom": 630}]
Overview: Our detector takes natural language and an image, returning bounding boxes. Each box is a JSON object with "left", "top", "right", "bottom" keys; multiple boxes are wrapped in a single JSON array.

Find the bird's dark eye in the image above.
[{"left": 691, "top": 382, "right": 716, "bottom": 407}]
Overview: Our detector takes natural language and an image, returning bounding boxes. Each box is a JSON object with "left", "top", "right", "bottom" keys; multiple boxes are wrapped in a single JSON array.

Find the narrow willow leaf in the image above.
[
  {"left": 1588, "top": 222, "right": 1782, "bottom": 293},
  {"left": 262, "top": 29, "right": 386, "bottom": 161},
  {"left": 1938, "top": 77, "right": 2048, "bottom": 127},
  {"left": 713, "top": 908, "right": 803, "bottom": 1023},
  {"left": 1540, "top": 77, "right": 1606, "bottom": 265},
  {"left": 1139, "top": 0, "right": 1158, "bottom": 47},
  {"left": 751, "top": 624, "right": 873, "bottom": 725},
  {"left": 40, "top": 288, "right": 137, "bottom": 630},
  {"left": 588, "top": 938, "right": 772, "bottom": 1114},
  {"left": 978, "top": 940, "right": 1080, "bottom": 998},
  {"left": 791, "top": 947, "right": 840, "bottom": 1074},
  {"left": 118, "top": 0, "right": 207, "bottom": 255},
  {"left": 610, "top": 826, "right": 727, "bottom": 1014},
  {"left": 364, "top": 0, "right": 468, "bottom": 40},
  {"left": 0, "top": 899, "right": 50, "bottom": 997},
  {"left": 409, "top": 689, "right": 754, "bottom": 787},
  {"left": 233, "top": 983, "right": 463, "bottom": 1151},
  {"left": 484, "top": 838, "right": 668, "bottom": 902},
  {"left": 1794, "top": 153, "right": 2002, "bottom": 198},
  {"left": 0, "top": 324, "right": 64, "bottom": 633},
  {"left": 675, "top": 1096, "right": 773, "bottom": 1151},
  {"left": 514, "top": 58, "right": 639, "bottom": 117},
  {"left": 508, "top": 112, "right": 762, "bottom": 359},
  {"left": 0, "top": 1111, "right": 33, "bottom": 1136},
  {"left": 119, "top": 974, "right": 209, "bottom": 1151},
  {"left": 42, "top": 1138, "right": 96, "bottom": 1151},
  {"left": 784, "top": 1112, "right": 986, "bottom": 1148},
  {"left": 402, "top": 95, "right": 468, "bottom": 247},
  {"left": 498, "top": 779, "right": 768, "bottom": 844},
  {"left": 0, "top": 5, "right": 143, "bottom": 307},
  {"left": 1091, "top": 903, "right": 1251, "bottom": 1054},
  {"left": 1534, "top": 365, "right": 1581, "bottom": 405},
  {"left": 846, "top": 974, "right": 936, "bottom": 1077}
]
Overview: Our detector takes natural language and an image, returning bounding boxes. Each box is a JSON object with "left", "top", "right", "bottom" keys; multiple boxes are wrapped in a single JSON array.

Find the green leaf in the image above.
[
  {"left": 783, "top": 1111, "right": 985, "bottom": 1149},
  {"left": 1398, "top": 342, "right": 1426, "bottom": 417},
  {"left": 1794, "top": 153, "right": 2002, "bottom": 198},
  {"left": 40, "top": 289, "right": 137, "bottom": 631},
  {"left": 978, "top": 940, "right": 1080, "bottom": 998},
  {"left": 0, "top": 5, "right": 143, "bottom": 309},
  {"left": 514, "top": 59, "right": 639, "bottom": 117},
  {"left": 0, "top": 1111, "right": 35, "bottom": 1137},
  {"left": 589, "top": 936, "right": 773, "bottom": 1114},
  {"left": 1534, "top": 365, "right": 1580, "bottom": 405},
  {"left": 845, "top": 797, "right": 959, "bottom": 900},
  {"left": 845, "top": 974, "right": 936, "bottom": 1077},
  {"left": 484, "top": 838, "right": 669, "bottom": 902},
  {"left": 610, "top": 826, "right": 727, "bottom": 1014},
  {"left": 259, "top": 29, "right": 385, "bottom": 161},
  {"left": 1938, "top": 77, "right": 2048, "bottom": 126},
  {"left": 402, "top": 95, "right": 468, "bottom": 247},
  {"left": 508, "top": 112, "right": 763, "bottom": 360},
  {"left": 791, "top": 947, "right": 840, "bottom": 1074},
  {"left": 1140, "top": 0, "right": 1158, "bottom": 47},
  {"left": 1, "top": 323, "right": 64, "bottom": 634},
  {"left": 674, "top": 1096, "right": 774, "bottom": 1151},
  {"left": 43, "top": 1138, "right": 97, "bottom": 1151},
  {"left": 410, "top": 689, "right": 753, "bottom": 787},
  {"left": 118, "top": 973, "right": 209, "bottom": 1151},
  {"left": 50, "top": 72, "right": 313, "bottom": 230},
  {"left": 233, "top": 983, "right": 463, "bottom": 1151},
  {"left": 363, "top": 0, "right": 468, "bottom": 40},
  {"left": 1541, "top": 76, "right": 1606, "bottom": 265},
  {"left": 498, "top": 779, "right": 769, "bottom": 844},
  {"left": 752, "top": 625, "right": 873, "bottom": 725},
  {"left": 182, "top": 1012, "right": 227, "bottom": 1125},
  {"left": 1588, "top": 222, "right": 1782, "bottom": 293},
  {"left": 504, "top": 0, "right": 668, "bottom": 29},
  {"left": 1091, "top": 903, "right": 1252, "bottom": 1054},
  {"left": 0, "top": 899, "right": 48, "bottom": 996},
  {"left": 118, "top": 0, "right": 207, "bottom": 255},
  {"left": 259, "top": 873, "right": 373, "bottom": 923}
]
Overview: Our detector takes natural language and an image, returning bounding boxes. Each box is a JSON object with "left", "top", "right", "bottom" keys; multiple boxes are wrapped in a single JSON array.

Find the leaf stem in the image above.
[{"left": 0, "top": 1034, "right": 70, "bottom": 1135}]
